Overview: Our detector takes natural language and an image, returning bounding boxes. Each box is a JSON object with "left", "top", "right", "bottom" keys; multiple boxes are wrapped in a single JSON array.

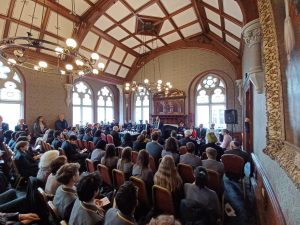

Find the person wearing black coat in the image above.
[
  {"left": 111, "top": 126, "right": 121, "bottom": 147},
  {"left": 14, "top": 141, "right": 39, "bottom": 178},
  {"left": 55, "top": 114, "right": 68, "bottom": 132},
  {"left": 133, "top": 135, "right": 147, "bottom": 152}
]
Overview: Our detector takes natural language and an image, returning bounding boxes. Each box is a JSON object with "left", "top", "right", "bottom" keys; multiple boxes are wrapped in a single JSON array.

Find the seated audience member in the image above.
[
  {"left": 170, "top": 130, "right": 178, "bottom": 140},
  {"left": 92, "top": 123, "right": 101, "bottom": 135},
  {"left": 220, "top": 129, "right": 232, "bottom": 149},
  {"left": 162, "top": 137, "right": 179, "bottom": 164},
  {"left": 121, "top": 133, "right": 133, "bottom": 148},
  {"left": 157, "top": 130, "right": 165, "bottom": 146},
  {"left": 83, "top": 128, "right": 93, "bottom": 142},
  {"left": 179, "top": 130, "right": 198, "bottom": 152},
  {"left": 8, "top": 132, "right": 17, "bottom": 148},
  {"left": 177, "top": 122, "right": 186, "bottom": 136},
  {"left": 133, "top": 134, "right": 146, "bottom": 152},
  {"left": 91, "top": 140, "right": 106, "bottom": 162},
  {"left": 196, "top": 124, "right": 207, "bottom": 144},
  {"left": 117, "top": 147, "right": 133, "bottom": 180},
  {"left": 225, "top": 141, "right": 251, "bottom": 164},
  {"left": 148, "top": 215, "right": 181, "bottom": 225},
  {"left": 43, "top": 129, "right": 54, "bottom": 144},
  {"left": 53, "top": 163, "right": 80, "bottom": 221},
  {"left": 3, "top": 130, "right": 13, "bottom": 145},
  {"left": 78, "top": 128, "right": 85, "bottom": 141},
  {"left": 37, "top": 150, "right": 59, "bottom": 182},
  {"left": 55, "top": 114, "right": 68, "bottom": 132},
  {"left": 14, "top": 141, "right": 39, "bottom": 178},
  {"left": 32, "top": 116, "right": 47, "bottom": 139},
  {"left": 0, "top": 115, "right": 9, "bottom": 132},
  {"left": 141, "top": 130, "right": 150, "bottom": 142},
  {"left": 199, "top": 132, "right": 224, "bottom": 161},
  {"left": 111, "top": 126, "right": 121, "bottom": 147},
  {"left": 104, "top": 181, "right": 137, "bottom": 225},
  {"left": 69, "top": 172, "right": 104, "bottom": 225},
  {"left": 68, "top": 127, "right": 78, "bottom": 137},
  {"left": 61, "top": 135, "right": 88, "bottom": 163},
  {"left": 0, "top": 212, "right": 40, "bottom": 224},
  {"left": 179, "top": 142, "right": 202, "bottom": 168},
  {"left": 52, "top": 130, "right": 64, "bottom": 149},
  {"left": 184, "top": 166, "right": 221, "bottom": 218},
  {"left": 132, "top": 150, "right": 153, "bottom": 187},
  {"left": 15, "top": 119, "right": 28, "bottom": 133},
  {"left": 93, "top": 129, "right": 102, "bottom": 145},
  {"left": 202, "top": 147, "right": 224, "bottom": 191},
  {"left": 101, "top": 144, "right": 118, "bottom": 172},
  {"left": 154, "top": 156, "right": 183, "bottom": 212},
  {"left": 45, "top": 156, "right": 67, "bottom": 195},
  {"left": 146, "top": 131, "right": 163, "bottom": 166}
]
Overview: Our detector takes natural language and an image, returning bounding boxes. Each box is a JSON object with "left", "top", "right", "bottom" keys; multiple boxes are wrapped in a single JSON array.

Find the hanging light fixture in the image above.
[
  {"left": 0, "top": 0, "right": 105, "bottom": 76},
  {"left": 124, "top": 34, "right": 173, "bottom": 95}
]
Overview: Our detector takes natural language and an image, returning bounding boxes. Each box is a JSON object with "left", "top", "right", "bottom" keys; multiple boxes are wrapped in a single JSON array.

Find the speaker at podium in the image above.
[{"left": 224, "top": 109, "right": 238, "bottom": 124}]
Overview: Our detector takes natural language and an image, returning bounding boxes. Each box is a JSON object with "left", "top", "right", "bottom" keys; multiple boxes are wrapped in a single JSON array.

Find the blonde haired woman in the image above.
[{"left": 154, "top": 155, "right": 183, "bottom": 213}]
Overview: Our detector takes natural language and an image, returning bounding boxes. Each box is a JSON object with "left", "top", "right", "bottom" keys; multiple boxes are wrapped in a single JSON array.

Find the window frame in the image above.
[
  {"left": 97, "top": 86, "right": 114, "bottom": 123},
  {"left": 72, "top": 81, "right": 94, "bottom": 126},
  {"left": 134, "top": 87, "right": 150, "bottom": 123},
  {"left": 195, "top": 74, "right": 227, "bottom": 129}
]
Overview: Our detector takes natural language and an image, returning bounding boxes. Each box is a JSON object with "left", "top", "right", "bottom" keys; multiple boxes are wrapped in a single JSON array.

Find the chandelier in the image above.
[
  {"left": 0, "top": 0, "right": 105, "bottom": 76},
  {"left": 124, "top": 37, "right": 173, "bottom": 95}
]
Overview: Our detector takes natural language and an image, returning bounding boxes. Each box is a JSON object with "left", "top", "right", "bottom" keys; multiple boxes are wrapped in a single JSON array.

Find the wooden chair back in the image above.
[
  {"left": 177, "top": 163, "right": 195, "bottom": 183},
  {"left": 88, "top": 141, "right": 95, "bottom": 152},
  {"left": 206, "top": 169, "right": 221, "bottom": 195},
  {"left": 76, "top": 140, "right": 83, "bottom": 150},
  {"left": 130, "top": 176, "right": 149, "bottom": 207},
  {"left": 131, "top": 151, "right": 138, "bottom": 164},
  {"left": 106, "top": 134, "right": 114, "bottom": 144},
  {"left": 101, "top": 133, "right": 107, "bottom": 142},
  {"left": 116, "top": 147, "right": 123, "bottom": 158},
  {"left": 149, "top": 155, "right": 156, "bottom": 172},
  {"left": 82, "top": 140, "right": 88, "bottom": 149},
  {"left": 152, "top": 185, "right": 174, "bottom": 215},
  {"left": 37, "top": 187, "right": 50, "bottom": 215},
  {"left": 179, "top": 146, "right": 187, "bottom": 155},
  {"left": 41, "top": 141, "right": 49, "bottom": 152},
  {"left": 221, "top": 154, "right": 244, "bottom": 179},
  {"left": 11, "top": 158, "right": 25, "bottom": 189},
  {"left": 48, "top": 201, "right": 61, "bottom": 222},
  {"left": 112, "top": 169, "right": 125, "bottom": 189},
  {"left": 86, "top": 159, "right": 95, "bottom": 173},
  {"left": 97, "top": 164, "right": 112, "bottom": 186}
]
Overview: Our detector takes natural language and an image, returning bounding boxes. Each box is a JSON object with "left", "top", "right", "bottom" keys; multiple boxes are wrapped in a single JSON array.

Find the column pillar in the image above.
[
  {"left": 242, "top": 19, "right": 264, "bottom": 94},
  {"left": 116, "top": 85, "right": 124, "bottom": 124}
]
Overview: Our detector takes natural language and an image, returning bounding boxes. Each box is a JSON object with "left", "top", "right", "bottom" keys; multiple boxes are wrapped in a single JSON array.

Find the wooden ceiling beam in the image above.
[
  {"left": 3, "top": 0, "right": 16, "bottom": 39},
  {"left": 192, "top": 0, "right": 207, "bottom": 32},
  {"left": 90, "top": 26, "right": 139, "bottom": 57},
  {"left": 38, "top": 8, "right": 51, "bottom": 40},
  {"left": 156, "top": 1, "right": 185, "bottom": 40},
  {"left": 35, "top": 0, "right": 80, "bottom": 23},
  {"left": 199, "top": 1, "right": 243, "bottom": 27}
]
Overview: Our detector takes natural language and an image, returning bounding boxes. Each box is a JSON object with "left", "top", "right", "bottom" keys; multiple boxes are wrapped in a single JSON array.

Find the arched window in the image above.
[
  {"left": 134, "top": 87, "right": 150, "bottom": 122},
  {"left": 0, "top": 61, "right": 24, "bottom": 128},
  {"left": 97, "top": 86, "right": 114, "bottom": 123},
  {"left": 72, "top": 81, "right": 93, "bottom": 126},
  {"left": 195, "top": 74, "right": 226, "bottom": 129}
]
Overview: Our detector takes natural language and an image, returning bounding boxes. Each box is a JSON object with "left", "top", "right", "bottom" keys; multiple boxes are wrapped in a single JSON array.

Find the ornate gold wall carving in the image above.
[{"left": 257, "top": 0, "right": 300, "bottom": 189}]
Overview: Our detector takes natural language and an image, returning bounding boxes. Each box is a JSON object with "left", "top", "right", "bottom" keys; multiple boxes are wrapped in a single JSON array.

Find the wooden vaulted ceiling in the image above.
[{"left": 0, "top": 0, "right": 258, "bottom": 84}]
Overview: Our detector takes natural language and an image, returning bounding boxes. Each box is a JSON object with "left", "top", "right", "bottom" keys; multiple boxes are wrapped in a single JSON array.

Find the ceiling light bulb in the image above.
[
  {"left": 75, "top": 59, "right": 84, "bottom": 66},
  {"left": 38, "top": 61, "right": 47, "bottom": 68},
  {"left": 65, "top": 64, "right": 73, "bottom": 71},
  {"left": 166, "top": 82, "right": 170, "bottom": 86},
  {"left": 92, "top": 69, "right": 99, "bottom": 74},
  {"left": 169, "top": 85, "right": 172, "bottom": 88},
  {"left": 34, "top": 65, "right": 40, "bottom": 71},
  {"left": 144, "top": 79, "right": 149, "bottom": 84},
  {"left": 55, "top": 47, "right": 63, "bottom": 54},
  {"left": 91, "top": 53, "right": 100, "bottom": 61},
  {"left": 125, "top": 86, "right": 130, "bottom": 91},
  {"left": 125, "top": 83, "right": 130, "bottom": 87},
  {"left": 78, "top": 71, "right": 84, "bottom": 76},
  {"left": 60, "top": 70, "right": 66, "bottom": 75},
  {"left": 98, "top": 62, "right": 105, "bottom": 70},
  {"left": 157, "top": 80, "right": 162, "bottom": 84},
  {"left": 8, "top": 58, "right": 16, "bottom": 65},
  {"left": 66, "top": 38, "right": 77, "bottom": 48}
]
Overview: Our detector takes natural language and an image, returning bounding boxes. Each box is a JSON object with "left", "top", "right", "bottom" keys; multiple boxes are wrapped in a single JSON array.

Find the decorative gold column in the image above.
[{"left": 257, "top": 0, "right": 300, "bottom": 189}]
